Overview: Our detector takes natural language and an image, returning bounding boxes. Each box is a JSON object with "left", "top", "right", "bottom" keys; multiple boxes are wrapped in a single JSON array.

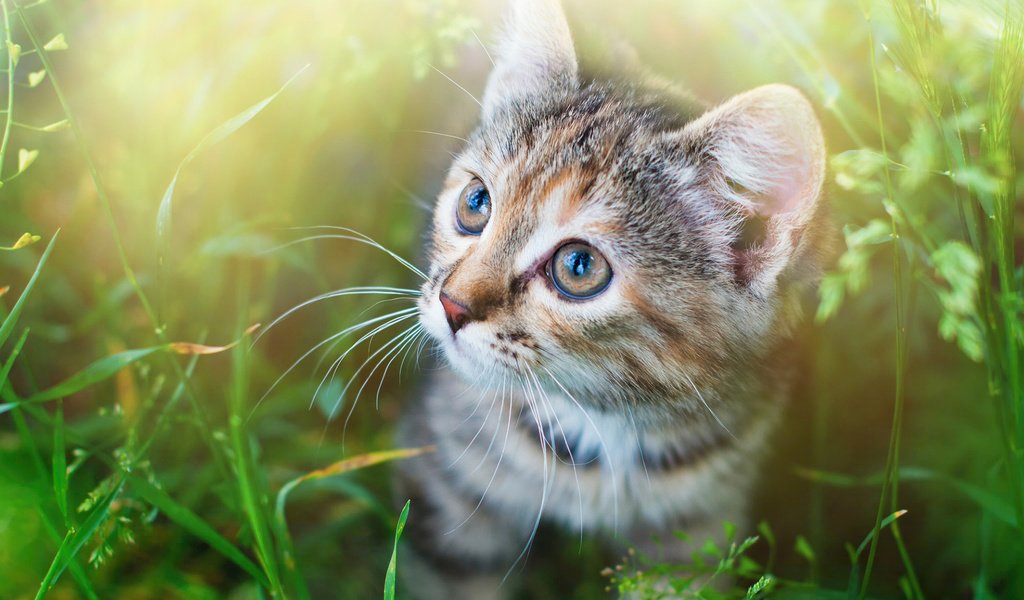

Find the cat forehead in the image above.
[{"left": 436, "top": 86, "right": 707, "bottom": 270}]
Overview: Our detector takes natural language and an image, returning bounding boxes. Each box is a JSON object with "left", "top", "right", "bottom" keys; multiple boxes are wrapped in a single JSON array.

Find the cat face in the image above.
[{"left": 418, "top": 0, "right": 828, "bottom": 412}]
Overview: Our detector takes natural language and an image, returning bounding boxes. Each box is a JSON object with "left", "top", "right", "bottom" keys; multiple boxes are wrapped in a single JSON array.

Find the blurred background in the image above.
[{"left": 1, "top": 0, "right": 1022, "bottom": 598}]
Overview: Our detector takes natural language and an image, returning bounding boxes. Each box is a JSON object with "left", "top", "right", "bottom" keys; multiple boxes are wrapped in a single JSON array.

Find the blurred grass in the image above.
[{"left": 0, "top": 0, "right": 1022, "bottom": 598}]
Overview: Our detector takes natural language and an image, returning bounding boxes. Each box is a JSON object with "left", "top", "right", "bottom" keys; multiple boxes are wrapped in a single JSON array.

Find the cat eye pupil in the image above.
[
  {"left": 566, "top": 251, "right": 591, "bottom": 277},
  {"left": 549, "top": 242, "right": 611, "bottom": 300},
  {"left": 455, "top": 178, "right": 491, "bottom": 235},
  {"left": 467, "top": 188, "right": 487, "bottom": 211}
]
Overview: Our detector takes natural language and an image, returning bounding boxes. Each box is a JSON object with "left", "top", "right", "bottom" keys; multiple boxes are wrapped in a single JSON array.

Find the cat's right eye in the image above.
[{"left": 455, "top": 178, "right": 491, "bottom": 235}]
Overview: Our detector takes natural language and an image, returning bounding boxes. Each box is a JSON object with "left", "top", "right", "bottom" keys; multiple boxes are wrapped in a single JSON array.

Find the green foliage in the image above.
[
  {"left": 0, "top": 0, "right": 1022, "bottom": 598},
  {"left": 384, "top": 500, "right": 410, "bottom": 600}
]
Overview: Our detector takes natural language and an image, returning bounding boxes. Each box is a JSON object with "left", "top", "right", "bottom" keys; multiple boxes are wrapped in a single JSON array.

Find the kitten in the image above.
[{"left": 394, "top": 0, "right": 828, "bottom": 597}]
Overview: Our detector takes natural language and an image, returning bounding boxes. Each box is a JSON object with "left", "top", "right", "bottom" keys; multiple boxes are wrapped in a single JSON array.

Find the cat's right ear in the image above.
[{"left": 481, "top": 0, "right": 578, "bottom": 120}]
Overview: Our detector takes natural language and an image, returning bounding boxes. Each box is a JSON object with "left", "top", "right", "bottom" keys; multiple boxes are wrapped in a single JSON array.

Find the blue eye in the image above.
[
  {"left": 455, "top": 178, "right": 491, "bottom": 235},
  {"left": 548, "top": 242, "right": 612, "bottom": 299}
]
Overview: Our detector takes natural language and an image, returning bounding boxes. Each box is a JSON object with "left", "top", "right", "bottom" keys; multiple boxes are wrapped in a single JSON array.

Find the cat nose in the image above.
[{"left": 439, "top": 292, "right": 473, "bottom": 334}]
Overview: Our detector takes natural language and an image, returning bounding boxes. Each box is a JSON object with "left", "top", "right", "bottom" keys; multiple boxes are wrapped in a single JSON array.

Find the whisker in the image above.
[
  {"left": 268, "top": 226, "right": 428, "bottom": 281},
  {"left": 454, "top": 366, "right": 499, "bottom": 431},
  {"left": 467, "top": 373, "right": 509, "bottom": 475},
  {"left": 429, "top": 64, "right": 483, "bottom": 108},
  {"left": 450, "top": 372, "right": 504, "bottom": 468},
  {"left": 253, "top": 286, "right": 419, "bottom": 346},
  {"left": 371, "top": 325, "right": 425, "bottom": 410},
  {"left": 396, "top": 328, "right": 428, "bottom": 382},
  {"left": 406, "top": 129, "right": 470, "bottom": 144},
  {"left": 541, "top": 365, "right": 620, "bottom": 535},
  {"left": 529, "top": 367, "right": 584, "bottom": 549},
  {"left": 684, "top": 373, "right": 736, "bottom": 440},
  {"left": 625, "top": 402, "right": 652, "bottom": 492},
  {"left": 389, "top": 178, "right": 434, "bottom": 213},
  {"left": 311, "top": 312, "right": 420, "bottom": 416},
  {"left": 250, "top": 307, "right": 418, "bottom": 420},
  {"left": 471, "top": 29, "right": 495, "bottom": 67},
  {"left": 447, "top": 375, "right": 518, "bottom": 535},
  {"left": 336, "top": 323, "right": 423, "bottom": 445},
  {"left": 504, "top": 371, "right": 553, "bottom": 582}
]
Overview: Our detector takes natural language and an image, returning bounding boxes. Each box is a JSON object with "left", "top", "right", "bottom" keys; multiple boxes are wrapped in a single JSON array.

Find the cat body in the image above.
[{"left": 394, "top": 1, "right": 828, "bottom": 597}]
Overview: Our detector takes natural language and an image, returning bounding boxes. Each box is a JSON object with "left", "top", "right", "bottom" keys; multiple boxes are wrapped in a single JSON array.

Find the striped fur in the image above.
[{"left": 394, "top": 1, "right": 828, "bottom": 597}]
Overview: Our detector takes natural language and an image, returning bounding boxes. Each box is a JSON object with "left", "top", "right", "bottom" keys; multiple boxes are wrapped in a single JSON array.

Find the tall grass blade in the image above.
[
  {"left": 275, "top": 446, "right": 433, "bottom": 526},
  {"left": 0, "top": 229, "right": 58, "bottom": 349},
  {"left": 229, "top": 276, "right": 286, "bottom": 597},
  {"left": 129, "top": 475, "right": 270, "bottom": 588},
  {"left": 20, "top": 346, "right": 164, "bottom": 406},
  {"left": 0, "top": 326, "right": 27, "bottom": 387},
  {"left": 273, "top": 446, "right": 432, "bottom": 600},
  {"left": 156, "top": 65, "right": 309, "bottom": 318},
  {"left": 35, "top": 478, "right": 126, "bottom": 598},
  {"left": 384, "top": 500, "right": 411, "bottom": 600},
  {"left": 52, "top": 399, "right": 67, "bottom": 525}
]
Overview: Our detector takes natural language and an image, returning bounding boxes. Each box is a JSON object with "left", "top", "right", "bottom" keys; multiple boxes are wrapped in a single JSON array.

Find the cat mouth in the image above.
[
  {"left": 437, "top": 327, "right": 537, "bottom": 379},
  {"left": 419, "top": 293, "right": 531, "bottom": 374}
]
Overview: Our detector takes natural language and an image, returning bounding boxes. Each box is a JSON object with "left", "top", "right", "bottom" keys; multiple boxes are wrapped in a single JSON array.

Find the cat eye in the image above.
[
  {"left": 547, "top": 242, "right": 612, "bottom": 300},
  {"left": 455, "top": 178, "right": 491, "bottom": 235}
]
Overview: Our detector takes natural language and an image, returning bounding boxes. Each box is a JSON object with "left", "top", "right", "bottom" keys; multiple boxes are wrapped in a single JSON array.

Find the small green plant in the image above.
[{"left": 604, "top": 523, "right": 772, "bottom": 599}]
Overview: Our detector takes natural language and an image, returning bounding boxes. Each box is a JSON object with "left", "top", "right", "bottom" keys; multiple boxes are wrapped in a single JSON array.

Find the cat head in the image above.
[{"left": 418, "top": 0, "right": 828, "bottom": 412}]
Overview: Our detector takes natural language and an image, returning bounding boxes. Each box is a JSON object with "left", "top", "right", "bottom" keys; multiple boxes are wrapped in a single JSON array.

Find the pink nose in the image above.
[{"left": 439, "top": 292, "right": 472, "bottom": 334}]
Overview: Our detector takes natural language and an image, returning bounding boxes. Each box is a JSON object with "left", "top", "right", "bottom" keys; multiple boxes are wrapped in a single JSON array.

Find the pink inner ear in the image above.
[{"left": 766, "top": 154, "right": 811, "bottom": 216}]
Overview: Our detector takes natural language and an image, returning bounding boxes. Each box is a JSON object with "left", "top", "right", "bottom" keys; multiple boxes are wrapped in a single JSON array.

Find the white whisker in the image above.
[
  {"left": 447, "top": 375, "right": 518, "bottom": 535},
  {"left": 542, "top": 365, "right": 620, "bottom": 535},
  {"left": 529, "top": 367, "right": 584, "bottom": 548},
  {"left": 450, "top": 372, "right": 505, "bottom": 469},
  {"left": 684, "top": 373, "right": 736, "bottom": 440},
  {"left": 429, "top": 64, "right": 483, "bottom": 108},
  {"left": 407, "top": 129, "right": 470, "bottom": 144},
  {"left": 625, "top": 402, "right": 652, "bottom": 492},
  {"left": 471, "top": 29, "right": 495, "bottom": 67},
  {"left": 372, "top": 325, "right": 425, "bottom": 410},
  {"left": 253, "top": 286, "right": 419, "bottom": 346},
  {"left": 504, "top": 371, "right": 553, "bottom": 582},
  {"left": 467, "top": 373, "right": 509, "bottom": 475},
  {"left": 250, "top": 307, "right": 418, "bottom": 420},
  {"left": 312, "top": 312, "right": 419, "bottom": 417},
  {"left": 340, "top": 323, "right": 421, "bottom": 418},
  {"left": 269, "top": 226, "right": 428, "bottom": 281}
]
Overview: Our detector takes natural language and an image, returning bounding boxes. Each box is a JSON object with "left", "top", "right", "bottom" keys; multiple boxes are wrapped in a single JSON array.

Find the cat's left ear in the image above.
[
  {"left": 676, "top": 84, "right": 828, "bottom": 296},
  {"left": 481, "top": 0, "right": 578, "bottom": 121}
]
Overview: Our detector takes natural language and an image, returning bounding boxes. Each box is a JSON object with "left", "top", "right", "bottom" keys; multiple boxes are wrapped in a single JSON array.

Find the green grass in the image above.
[{"left": 1, "top": 0, "right": 1022, "bottom": 598}]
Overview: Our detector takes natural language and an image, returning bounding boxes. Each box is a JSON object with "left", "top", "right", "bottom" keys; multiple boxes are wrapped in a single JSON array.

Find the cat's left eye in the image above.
[
  {"left": 547, "top": 242, "right": 612, "bottom": 300},
  {"left": 455, "top": 178, "right": 491, "bottom": 235}
]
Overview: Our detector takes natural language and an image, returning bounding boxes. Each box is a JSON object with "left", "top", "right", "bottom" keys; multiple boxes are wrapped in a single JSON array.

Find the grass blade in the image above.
[
  {"left": 0, "top": 326, "right": 28, "bottom": 387},
  {"left": 52, "top": 399, "right": 67, "bottom": 525},
  {"left": 129, "top": 475, "right": 270, "bottom": 588},
  {"left": 854, "top": 510, "right": 908, "bottom": 558},
  {"left": 272, "top": 447, "right": 431, "bottom": 600},
  {"left": 36, "top": 477, "right": 126, "bottom": 597},
  {"left": 229, "top": 279, "right": 285, "bottom": 597},
  {"left": 22, "top": 346, "right": 165, "bottom": 405},
  {"left": 2, "top": 326, "right": 257, "bottom": 413},
  {"left": 274, "top": 445, "right": 435, "bottom": 524},
  {"left": 384, "top": 499, "right": 411, "bottom": 600},
  {"left": 795, "top": 466, "right": 1017, "bottom": 528},
  {"left": 0, "top": 229, "right": 58, "bottom": 349},
  {"left": 156, "top": 66, "right": 309, "bottom": 316}
]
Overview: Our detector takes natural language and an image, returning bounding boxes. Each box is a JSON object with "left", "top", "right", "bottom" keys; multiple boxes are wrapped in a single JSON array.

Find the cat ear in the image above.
[
  {"left": 481, "top": 0, "right": 578, "bottom": 120},
  {"left": 679, "top": 84, "right": 827, "bottom": 295}
]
